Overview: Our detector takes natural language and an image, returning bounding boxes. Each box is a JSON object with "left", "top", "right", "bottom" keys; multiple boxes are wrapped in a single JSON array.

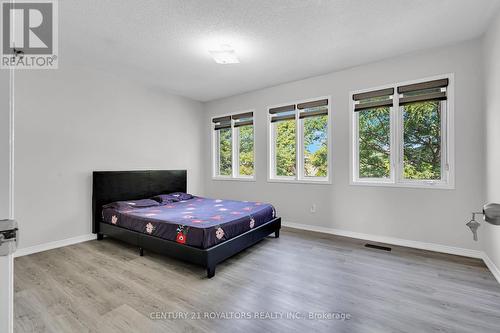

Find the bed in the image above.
[{"left": 92, "top": 170, "right": 281, "bottom": 278}]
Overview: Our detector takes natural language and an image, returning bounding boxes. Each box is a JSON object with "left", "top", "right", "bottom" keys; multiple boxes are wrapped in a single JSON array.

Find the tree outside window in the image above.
[
  {"left": 303, "top": 115, "right": 328, "bottom": 177},
  {"left": 218, "top": 128, "right": 232, "bottom": 176},
  {"left": 238, "top": 125, "right": 254, "bottom": 176},
  {"left": 275, "top": 119, "right": 296, "bottom": 177}
]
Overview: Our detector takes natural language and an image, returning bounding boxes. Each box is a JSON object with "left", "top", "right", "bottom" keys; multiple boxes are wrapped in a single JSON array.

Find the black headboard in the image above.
[{"left": 92, "top": 170, "right": 187, "bottom": 234}]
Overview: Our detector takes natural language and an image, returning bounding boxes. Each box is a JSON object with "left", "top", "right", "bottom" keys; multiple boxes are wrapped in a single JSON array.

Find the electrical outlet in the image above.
[{"left": 310, "top": 204, "right": 316, "bottom": 213}]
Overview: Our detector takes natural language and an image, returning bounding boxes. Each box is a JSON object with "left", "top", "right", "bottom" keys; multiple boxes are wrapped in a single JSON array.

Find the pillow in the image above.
[
  {"left": 150, "top": 194, "right": 177, "bottom": 205},
  {"left": 152, "top": 192, "right": 194, "bottom": 204},
  {"left": 103, "top": 199, "right": 159, "bottom": 210},
  {"left": 169, "top": 192, "right": 194, "bottom": 201}
]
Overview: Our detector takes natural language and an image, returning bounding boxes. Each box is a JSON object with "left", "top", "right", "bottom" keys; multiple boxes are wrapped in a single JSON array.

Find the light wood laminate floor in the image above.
[{"left": 14, "top": 228, "right": 500, "bottom": 333}]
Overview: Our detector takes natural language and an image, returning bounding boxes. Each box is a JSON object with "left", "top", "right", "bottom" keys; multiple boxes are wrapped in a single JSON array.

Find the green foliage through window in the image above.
[
  {"left": 238, "top": 125, "right": 254, "bottom": 176},
  {"left": 275, "top": 119, "right": 296, "bottom": 176},
  {"left": 358, "top": 107, "right": 391, "bottom": 178},
  {"left": 304, "top": 115, "right": 328, "bottom": 177},
  {"left": 218, "top": 128, "right": 232, "bottom": 176},
  {"left": 403, "top": 101, "right": 441, "bottom": 180},
  {"left": 357, "top": 102, "right": 442, "bottom": 181}
]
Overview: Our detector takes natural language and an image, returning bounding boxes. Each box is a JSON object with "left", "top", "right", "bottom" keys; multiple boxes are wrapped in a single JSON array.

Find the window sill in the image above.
[
  {"left": 212, "top": 176, "right": 256, "bottom": 182},
  {"left": 350, "top": 180, "right": 455, "bottom": 190},
  {"left": 267, "top": 177, "right": 332, "bottom": 185}
]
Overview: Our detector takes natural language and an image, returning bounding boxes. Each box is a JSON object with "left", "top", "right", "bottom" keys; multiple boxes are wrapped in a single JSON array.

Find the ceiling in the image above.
[{"left": 61, "top": 0, "right": 500, "bottom": 102}]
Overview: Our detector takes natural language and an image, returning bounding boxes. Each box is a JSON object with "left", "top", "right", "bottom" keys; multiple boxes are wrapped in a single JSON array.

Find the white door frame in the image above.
[{"left": 0, "top": 67, "right": 15, "bottom": 333}]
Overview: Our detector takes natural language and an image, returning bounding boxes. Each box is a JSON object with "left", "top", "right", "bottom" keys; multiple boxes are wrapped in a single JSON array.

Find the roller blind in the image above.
[
  {"left": 212, "top": 115, "right": 231, "bottom": 130},
  {"left": 353, "top": 88, "right": 394, "bottom": 112},
  {"left": 298, "top": 99, "right": 328, "bottom": 119},
  {"left": 232, "top": 112, "right": 253, "bottom": 127},
  {"left": 270, "top": 99, "right": 329, "bottom": 122},
  {"left": 297, "top": 99, "right": 328, "bottom": 110},
  {"left": 231, "top": 112, "right": 253, "bottom": 120},
  {"left": 269, "top": 104, "right": 295, "bottom": 114},
  {"left": 213, "top": 112, "right": 254, "bottom": 130},
  {"left": 397, "top": 78, "right": 448, "bottom": 94},
  {"left": 269, "top": 104, "right": 296, "bottom": 123},
  {"left": 398, "top": 79, "right": 448, "bottom": 106}
]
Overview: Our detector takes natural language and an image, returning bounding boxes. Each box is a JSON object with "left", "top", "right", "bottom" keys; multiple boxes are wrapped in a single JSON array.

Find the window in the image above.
[
  {"left": 212, "top": 112, "right": 255, "bottom": 180},
  {"left": 269, "top": 98, "right": 331, "bottom": 183},
  {"left": 275, "top": 118, "right": 296, "bottom": 177},
  {"left": 353, "top": 88, "right": 394, "bottom": 181},
  {"left": 351, "top": 76, "right": 453, "bottom": 188},
  {"left": 302, "top": 109, "right": 328, "bottom": 178},
  {"left": 237, "top": 117, "right": 254, "bottom": 176},
  {"left": 358, "top": 106, "right": 391, "bottom": 179},
  {"left": 217, "top": 127, "right": 232, "bottom": 176}
]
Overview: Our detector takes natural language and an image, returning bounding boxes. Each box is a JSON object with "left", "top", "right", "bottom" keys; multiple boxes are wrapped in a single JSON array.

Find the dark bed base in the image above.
[
  {"left": 97, "top": 217, "right": 280, "bottom": 278},
  {"left": 92, "top": 170, "right": 281, "bottom": 278}
]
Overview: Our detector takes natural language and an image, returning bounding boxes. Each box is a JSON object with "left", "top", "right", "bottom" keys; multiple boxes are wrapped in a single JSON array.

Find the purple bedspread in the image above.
[{"left": 102, "top": 196, "right": 276, "bottom": 249}]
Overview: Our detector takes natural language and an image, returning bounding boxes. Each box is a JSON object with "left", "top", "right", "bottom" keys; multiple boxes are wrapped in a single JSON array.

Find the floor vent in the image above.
[{"left": 365, "top": 243, "right": 392, "bottom": 252}]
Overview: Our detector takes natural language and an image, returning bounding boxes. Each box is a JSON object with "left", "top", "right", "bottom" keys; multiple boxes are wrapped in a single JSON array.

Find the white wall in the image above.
[
  {"left": 483, "top": 12, "right": 500, "bottom": 271},
  {"left": 14, "top": 65, "right": 205, "bottom": 249},
  {"left": 204, "top": 40, "right": 485, "bottom": 251}
]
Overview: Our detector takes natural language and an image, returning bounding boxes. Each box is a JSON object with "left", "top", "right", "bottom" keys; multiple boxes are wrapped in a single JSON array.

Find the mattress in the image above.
[{"left": 102, "top": 196, "right": 276, "bottom": 249}]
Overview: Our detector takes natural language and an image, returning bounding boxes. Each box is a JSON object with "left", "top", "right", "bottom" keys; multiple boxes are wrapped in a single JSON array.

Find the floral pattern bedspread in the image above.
[{"left": 102, "top": 197, "right": 276, "bottom": 249}]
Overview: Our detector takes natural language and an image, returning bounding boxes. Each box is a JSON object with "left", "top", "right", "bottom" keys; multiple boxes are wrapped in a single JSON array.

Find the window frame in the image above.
[
  {"left": 212, "top": 110, "right": 256, "bottom": 181},
  {"left": 267, "top": 96, "right": 332, "bottom": 184},
  {"left": 350, "top": 74, "right": 455, "bottom": 189}
]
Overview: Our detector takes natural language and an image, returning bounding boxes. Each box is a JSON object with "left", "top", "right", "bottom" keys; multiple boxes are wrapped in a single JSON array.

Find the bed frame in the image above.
[{"left": 92, "top": 170, "right": 281, "bottom": 278}]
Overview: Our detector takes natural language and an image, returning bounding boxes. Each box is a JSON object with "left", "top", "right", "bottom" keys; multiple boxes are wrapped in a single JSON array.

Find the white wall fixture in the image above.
[
  {"left": 209, "top": 44, "right": 240, "bottom": 64},
  {"left": 0, "top": 221, "right": 18, "bottom": 256},
  {"left": 467, "top": 203, "right": 500, "bottom": 241}
]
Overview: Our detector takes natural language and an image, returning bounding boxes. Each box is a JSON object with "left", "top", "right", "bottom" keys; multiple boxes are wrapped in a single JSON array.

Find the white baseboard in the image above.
[
  {"left": 14, "top": 234, "right": 96, "bottom": 258},
  {"left": 282, "top": 221, "right": 484, "bottom": 259},
  {"left": 482, "top": 253, "right": 500, "bottom": 284}
]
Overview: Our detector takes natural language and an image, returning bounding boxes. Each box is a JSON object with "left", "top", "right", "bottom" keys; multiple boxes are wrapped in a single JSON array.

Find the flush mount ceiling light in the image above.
[{"left": 208, "top": 44, "right": 240, "bottom": 64}]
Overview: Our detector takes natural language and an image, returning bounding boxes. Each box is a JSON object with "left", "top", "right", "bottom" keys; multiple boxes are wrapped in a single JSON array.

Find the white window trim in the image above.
[
  {"left": 211, "top": 110, "right": 256, "bottom": 181},
  {"left": 267, "top": 96, "right": 332, "bottom": 185},
  {"left": 350, "top": 73, "right": 455, "bottom": 190}
]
